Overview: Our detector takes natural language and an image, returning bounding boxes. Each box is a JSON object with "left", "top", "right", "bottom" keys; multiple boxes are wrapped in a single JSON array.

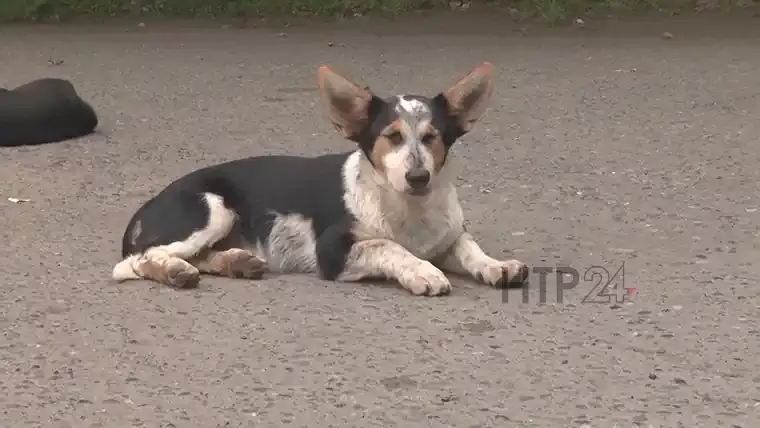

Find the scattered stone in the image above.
[
  {"left": 380, "top": 375, "right": 417, "bottom": 390},
  {"left": 611, "top": 248, "right": 636, "bottom": 255},
  {"left": 663, "top": 32, "right": 673, "bottom": 39},
  {"left": 438, "top": 394, "right": 457, "bottom": 403}
]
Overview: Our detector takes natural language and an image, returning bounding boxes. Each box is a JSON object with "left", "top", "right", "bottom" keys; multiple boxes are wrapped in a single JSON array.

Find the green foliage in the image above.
[
  {"left": 0, "top": 0, "right": 753, "bottom": 23},
  {"left": 0, "top": 0, "right": 441, "bottom": 20}
]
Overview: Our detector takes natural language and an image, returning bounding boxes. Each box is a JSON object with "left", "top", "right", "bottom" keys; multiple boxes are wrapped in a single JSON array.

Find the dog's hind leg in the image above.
[
  {"left": 112, "top": 192, "right": 238, "bottom": 288},
  {"left": 115, "top": 254, "right": 201, "bottom": 289},
  {"left": 189, "top": 248, "right": 266, "bottom": 279}
]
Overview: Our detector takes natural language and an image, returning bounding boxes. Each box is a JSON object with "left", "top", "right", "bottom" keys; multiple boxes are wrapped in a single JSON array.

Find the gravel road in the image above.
[{"left": 1, "top": 12, "right": 759, "bottom": 428}]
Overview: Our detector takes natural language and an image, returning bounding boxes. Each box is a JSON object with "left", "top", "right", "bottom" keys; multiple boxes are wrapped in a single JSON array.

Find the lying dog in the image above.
[
  {"left": 112, "top": 62, "right": 529, "bottom": 296},
  {"left": 0, "top": 78, "right": 98, "bottom": 147}
]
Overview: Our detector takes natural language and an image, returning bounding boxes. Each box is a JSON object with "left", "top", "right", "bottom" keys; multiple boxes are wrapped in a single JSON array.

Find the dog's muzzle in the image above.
[{"left": 405, "top": 168, "right": 431, "bottom": 193}]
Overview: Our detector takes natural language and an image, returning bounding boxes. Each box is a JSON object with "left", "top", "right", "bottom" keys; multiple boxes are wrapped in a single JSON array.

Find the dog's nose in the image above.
[{"left": 405, "top": 168, "right": 431, "bottom": 189}]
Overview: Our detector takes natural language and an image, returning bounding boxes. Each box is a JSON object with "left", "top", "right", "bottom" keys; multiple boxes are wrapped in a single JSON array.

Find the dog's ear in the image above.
[
  {"left": 317, "top": 66, "right": 373, "bottom": 142},
  {"left": 442, "top": 62, "right": 494, "bottom": 134}
]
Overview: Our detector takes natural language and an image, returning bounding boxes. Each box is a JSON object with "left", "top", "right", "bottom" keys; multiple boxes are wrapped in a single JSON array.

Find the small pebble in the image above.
[{"left": 439, "top": 394, "right": 457, "bottom": 403}]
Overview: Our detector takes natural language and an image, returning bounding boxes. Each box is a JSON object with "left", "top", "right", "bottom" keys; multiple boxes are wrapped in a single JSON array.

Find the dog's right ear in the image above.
[{"left": 317, "top": 66, "right": 373, "bottom": 142}]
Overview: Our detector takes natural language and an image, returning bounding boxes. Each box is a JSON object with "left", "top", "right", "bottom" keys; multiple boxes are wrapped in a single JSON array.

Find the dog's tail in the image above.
[{"left": 112, "top": 254, "right": 142, "bottom": 282}]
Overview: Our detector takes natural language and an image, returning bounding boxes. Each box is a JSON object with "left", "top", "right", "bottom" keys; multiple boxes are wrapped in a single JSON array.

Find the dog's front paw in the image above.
[
  {"left": 401, "top": 261, "right": 452, "bottom": 296},
  {"left": 479, "top": 259, "right": 529, "bottom": 288}
]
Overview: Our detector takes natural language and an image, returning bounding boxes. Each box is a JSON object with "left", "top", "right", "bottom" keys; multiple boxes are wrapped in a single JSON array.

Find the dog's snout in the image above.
[{"left": 405, "top": 168, "right": 431, "bottom": 189}]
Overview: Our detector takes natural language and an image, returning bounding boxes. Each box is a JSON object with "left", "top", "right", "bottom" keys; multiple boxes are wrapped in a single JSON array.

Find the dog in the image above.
[
  {"left": 112, "top": 62, "right": 529, "bottom": 296},
  {"left": 0, "top": 78, "right": 98, "bottom": 147}
]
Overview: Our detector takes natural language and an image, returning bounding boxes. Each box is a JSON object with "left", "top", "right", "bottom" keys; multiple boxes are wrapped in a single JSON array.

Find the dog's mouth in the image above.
[{"left": 407, "top": 188, "right": 431, "bottom": 196}]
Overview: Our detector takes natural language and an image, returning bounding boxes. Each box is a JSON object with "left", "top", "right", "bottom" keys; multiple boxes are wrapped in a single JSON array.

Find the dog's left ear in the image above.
[
  {"left": 442, "top": 62, "right": 494, "bottom": 134},
  {"left": 317, "top": 66, "right": 374, "bottom": 142}
]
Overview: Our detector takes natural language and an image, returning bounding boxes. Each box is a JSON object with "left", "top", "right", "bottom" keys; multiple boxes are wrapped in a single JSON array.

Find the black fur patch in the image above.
[{"left": 316, "top": 215, "right": 357, "bottom": 280}]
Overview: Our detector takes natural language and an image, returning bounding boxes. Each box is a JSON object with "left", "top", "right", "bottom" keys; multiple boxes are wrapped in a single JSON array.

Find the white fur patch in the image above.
[
  {"left": 395, "top": 96, "right": 430, "bottom": 117},
  {"left": 112, "top": 254, "right": 141, "bottom": 281},
  {"left": 147, "top": 193, "right": 235, "bottom": 259},
  {"left": 253, "top": 212, "right": 318, "bottom": 273}
]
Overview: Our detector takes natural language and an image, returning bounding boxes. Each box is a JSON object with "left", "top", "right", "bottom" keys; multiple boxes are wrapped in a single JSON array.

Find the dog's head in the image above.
[{"left": 317, "top": 63, "right": 493, "bottom": 196}]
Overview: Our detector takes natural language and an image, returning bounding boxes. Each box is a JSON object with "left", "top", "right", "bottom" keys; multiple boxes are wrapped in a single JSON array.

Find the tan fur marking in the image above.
[
  {"left": 443, "top": 62, "right": 494, "bottom": 133},
  {"left": 134, "top": 256, "right": 200, "bottom": 288},
  {"left": 316, "top": 66, "right": 373, "bottom": 141},
  {"left": 191, "top": 248, "right": 266, "bottom": 279},
  {"left": 429, "top": 135, "right": 447, "bottom": 173},
  {"left": 370, "top": 135, "right": 394, "bottom": 174},
  {"left": 136, "top": 257, "right": 170, "bottom": 283}
]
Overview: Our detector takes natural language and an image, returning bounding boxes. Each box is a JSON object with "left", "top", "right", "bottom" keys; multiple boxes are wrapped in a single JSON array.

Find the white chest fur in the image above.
[
  {"left": 342, "top": 151, "right": 465, "bottom": 260},
  {"left": 383, "top": 194, "right": 464, "bottom": 259}
]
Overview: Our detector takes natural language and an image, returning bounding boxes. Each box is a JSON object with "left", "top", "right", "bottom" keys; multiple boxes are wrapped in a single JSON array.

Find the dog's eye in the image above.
[
  {"left": 387, "top": 131, "right": 403, "bottom": 145},
  {"left": 421, "top": 134, "right": 436, "bottom": 144}
]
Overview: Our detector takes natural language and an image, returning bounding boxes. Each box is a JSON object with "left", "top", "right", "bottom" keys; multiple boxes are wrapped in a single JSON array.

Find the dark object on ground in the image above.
[{"left": 0, "top": 78, "right": 98, "bottom": 147}]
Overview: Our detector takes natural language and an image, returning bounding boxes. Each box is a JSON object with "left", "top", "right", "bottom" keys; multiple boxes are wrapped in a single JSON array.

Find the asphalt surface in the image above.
[{"left": 1, "top": 12, "right": 759, "bottom": 428}]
